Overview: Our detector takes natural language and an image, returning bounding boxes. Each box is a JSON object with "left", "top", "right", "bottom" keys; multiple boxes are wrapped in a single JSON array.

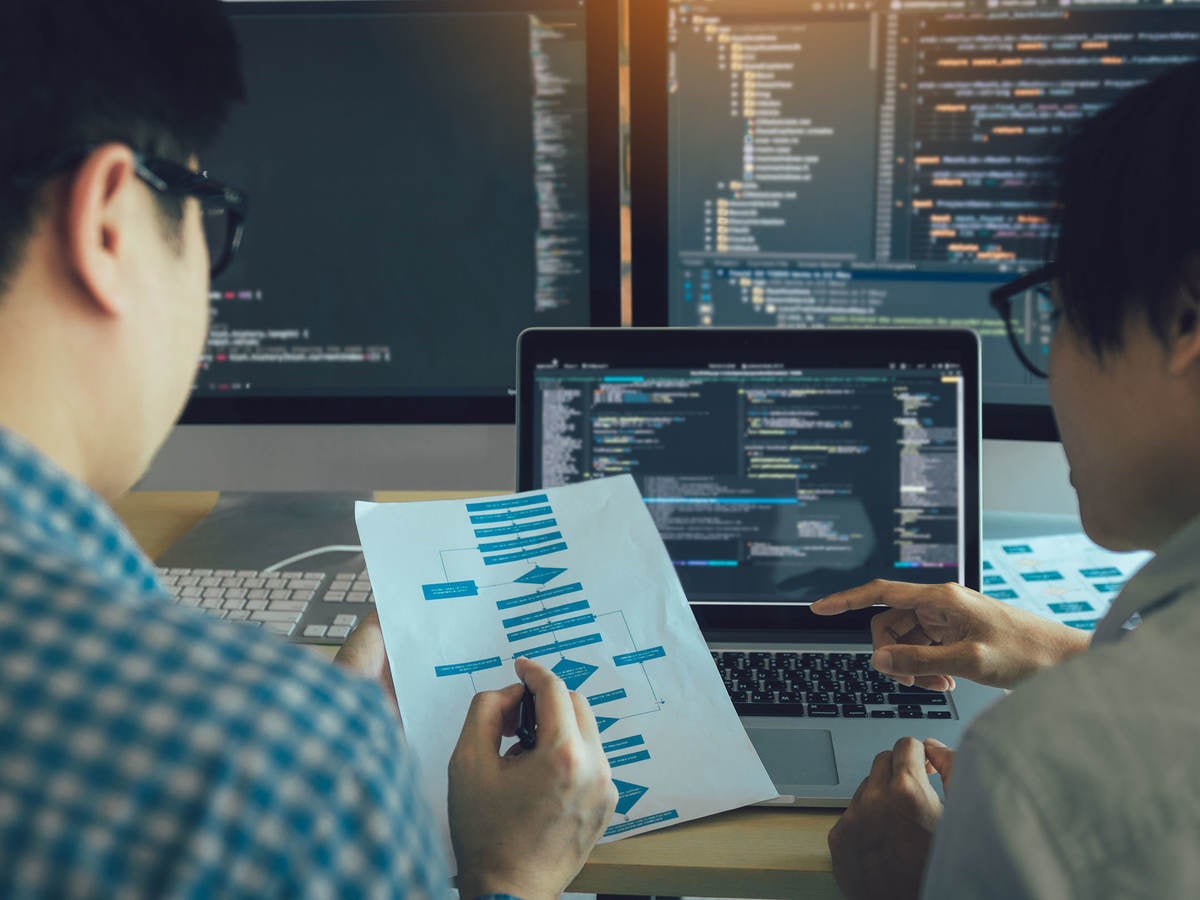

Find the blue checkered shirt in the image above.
[{"left": 0, "top": 428, "right": 448, "bottom": 897}]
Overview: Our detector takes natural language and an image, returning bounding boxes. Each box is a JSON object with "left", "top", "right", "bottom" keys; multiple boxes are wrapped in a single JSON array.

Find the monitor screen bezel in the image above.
[
  {"left": 627, "top": 0, "right": 1060, "bottom": 442},
  {"left": 517, "top": 326, "right": 982, "bottom": 634},
  {"left": 182, "top": 0, "right": 622, "bottom": 425}
]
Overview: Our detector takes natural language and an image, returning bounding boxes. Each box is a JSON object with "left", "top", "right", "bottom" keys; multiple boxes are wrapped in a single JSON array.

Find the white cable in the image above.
[{"left": 263, "top": 545, "right": 363, "bottom": 573}]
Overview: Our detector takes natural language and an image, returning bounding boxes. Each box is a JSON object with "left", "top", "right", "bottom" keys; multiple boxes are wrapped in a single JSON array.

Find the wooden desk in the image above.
[{"left": 112, "top": 490, "right": 841, "bottom": 900}]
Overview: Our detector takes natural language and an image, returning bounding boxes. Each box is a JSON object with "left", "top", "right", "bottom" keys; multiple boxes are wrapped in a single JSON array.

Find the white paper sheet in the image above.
[
  {"left": 356, "top": 474, "right": 776, "bottom": 863},
  {"left": 981, "top": 533, "right": 1152, "bottom": 632}
]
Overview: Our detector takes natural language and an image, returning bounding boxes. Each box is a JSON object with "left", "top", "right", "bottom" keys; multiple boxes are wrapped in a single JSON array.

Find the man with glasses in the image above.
[
  {"left": 0, "top": 1, "right": 614, "bottom": 895},
  {"left": 814, "top": 61, "right": 1200, "bottom": 898}
]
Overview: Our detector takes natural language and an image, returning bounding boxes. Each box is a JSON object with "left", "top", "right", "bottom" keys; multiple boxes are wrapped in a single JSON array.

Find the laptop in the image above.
[{"left": 516, "top": 327, "right": 1003, "bottom": 805}]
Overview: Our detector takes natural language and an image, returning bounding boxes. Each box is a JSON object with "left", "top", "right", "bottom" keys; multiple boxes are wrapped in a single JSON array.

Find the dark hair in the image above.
[
  {"left": 1054, "top": 59, "right": 1200, "bottom": 355},
  {"left": 0, "top": 0, "right": 245, "bottom": 289}
]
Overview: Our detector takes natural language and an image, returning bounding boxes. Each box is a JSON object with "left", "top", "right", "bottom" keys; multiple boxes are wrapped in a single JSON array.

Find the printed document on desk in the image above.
[{"left": 356, "top": 474, "right": 776, "bottom": 861}]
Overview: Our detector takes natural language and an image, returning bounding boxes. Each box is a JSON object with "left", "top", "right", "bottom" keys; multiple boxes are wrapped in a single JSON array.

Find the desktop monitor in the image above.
[
  {"left": 628, "top": 0, "right": 1200, "bottom": 440},
  {"left": 185, "top": 0, "right": 621, "bottom": 425}
]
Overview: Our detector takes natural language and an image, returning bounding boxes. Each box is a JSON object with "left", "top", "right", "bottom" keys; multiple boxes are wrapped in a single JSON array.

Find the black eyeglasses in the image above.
[
  {"left": 10, "top": 147, "right": 247, "bottom": 278},
  {"left": 132, "top": 155, "right": 247, "bottom": 278},
  {"left": 989, "top": 262, "right": 1060, "bottom": 379}
]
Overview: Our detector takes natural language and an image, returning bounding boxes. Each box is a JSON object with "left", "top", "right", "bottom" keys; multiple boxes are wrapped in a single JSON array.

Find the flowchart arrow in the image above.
[{"left": 612, "top": 779, "right": 649, "bottom": 815}]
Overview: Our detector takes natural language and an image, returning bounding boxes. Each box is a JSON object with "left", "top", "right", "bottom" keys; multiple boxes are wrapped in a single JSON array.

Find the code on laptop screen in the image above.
[{"left": 532, "top": 362, "right": 966, "bottom": 603}]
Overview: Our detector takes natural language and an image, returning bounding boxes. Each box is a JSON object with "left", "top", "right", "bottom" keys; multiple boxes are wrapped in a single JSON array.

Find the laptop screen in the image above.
[{"left": 518, "top": 329, "right": 980, "bottom": 623}]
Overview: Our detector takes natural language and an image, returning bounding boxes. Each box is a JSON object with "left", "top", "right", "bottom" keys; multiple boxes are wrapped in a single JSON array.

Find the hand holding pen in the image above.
[{"left": 449, "top": 656, "right": 618, "bottom": 900}]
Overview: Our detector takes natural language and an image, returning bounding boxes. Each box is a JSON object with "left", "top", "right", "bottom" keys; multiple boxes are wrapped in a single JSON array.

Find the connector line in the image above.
[{"left": 264, "top": 545, "right": 363, "bottom": 573}]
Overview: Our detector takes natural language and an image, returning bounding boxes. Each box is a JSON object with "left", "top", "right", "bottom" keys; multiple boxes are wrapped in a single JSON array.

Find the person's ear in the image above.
[
  {"left": 1167, "top": 288, "right": 1200, "bottom": 377},
  {"left": 64, "top": 144, "right": 140, "bottom": 317}
]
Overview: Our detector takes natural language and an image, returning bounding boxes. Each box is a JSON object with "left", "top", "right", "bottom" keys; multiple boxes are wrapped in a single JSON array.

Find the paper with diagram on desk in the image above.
[
  {"left": 355, "top": 474, "right": 776, "bottom": 864},
  {"left": 981, "top": 533, "right": 1152, "bottom": 632}
]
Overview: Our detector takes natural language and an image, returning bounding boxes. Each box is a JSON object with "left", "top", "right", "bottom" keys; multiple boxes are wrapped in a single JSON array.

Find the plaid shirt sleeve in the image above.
[{"left": 0, "top": 429, "right": 449, "bottom": 898}]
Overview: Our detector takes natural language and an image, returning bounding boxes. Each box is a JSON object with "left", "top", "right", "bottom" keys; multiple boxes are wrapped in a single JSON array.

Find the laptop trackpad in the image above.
[{"left": 748, "top": 727, "right": 839, "bottom": 786}]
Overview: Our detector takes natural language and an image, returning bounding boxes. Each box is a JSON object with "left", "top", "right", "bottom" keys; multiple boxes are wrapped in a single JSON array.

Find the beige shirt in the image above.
[{"left": 921, "top": 514, "right": 1200, "bottom": 899}]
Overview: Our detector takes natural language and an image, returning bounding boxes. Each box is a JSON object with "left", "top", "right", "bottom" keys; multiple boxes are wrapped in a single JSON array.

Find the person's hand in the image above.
[
  {"left": 827, "top": 737, "right": 944, "bottom": 900},
  {"left": 332, "top": 609, "right": 398, "bottom": 713},
  {"left": 449, "top": 657, "right": 618, "bottom": 900},
  {"left": 811, "top": 580, "right": 1091, "bottom": 690},
  {"left": 922, "top": 738, "right": 954, "bottom": 792}
]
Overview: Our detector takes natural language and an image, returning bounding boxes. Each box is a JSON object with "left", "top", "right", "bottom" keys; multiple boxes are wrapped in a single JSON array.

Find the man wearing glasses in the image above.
[
  {"left": 816, "top": 62, "right": 1200, "bottom": 898},
  {"left": 0, "top": 1, "right": 614, "bottom": 896}
]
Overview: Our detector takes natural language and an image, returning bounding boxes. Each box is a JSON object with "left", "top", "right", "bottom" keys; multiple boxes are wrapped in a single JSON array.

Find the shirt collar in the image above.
[
  {"left": 1092, "top": 511, "right": 1200, "bottom": 643},
  {"left": 0, "top": 426, "right": 162, "bottom": 599}
]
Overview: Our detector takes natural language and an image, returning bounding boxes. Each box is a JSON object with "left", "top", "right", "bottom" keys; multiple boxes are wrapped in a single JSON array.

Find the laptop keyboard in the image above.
[
  {"left": 157, "top": 567, "right": 373, "bottom": 644},
  {"left": 713, "top": 650, "right": 954, "bottom": 720}
]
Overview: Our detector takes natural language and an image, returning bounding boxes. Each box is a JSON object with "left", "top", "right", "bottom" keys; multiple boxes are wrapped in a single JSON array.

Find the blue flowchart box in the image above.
[
  {"left": 474, "top": 518, "right": 558, "bottom": 538},
  {"left": 496, "top": 582, "right": 583, "bottom": 610},
  {"left": 587, "top": 689, "right": 628, "bottom": 706},
  {"left": 478, "top": 531, "right": 563, "bottom": 553},
  {"left": 1080, "top": 566, "right": 1121, "bottom": 578},
  {"left": 514, "top": 632, "right": 602, "bottom": 660},
  {"left": 1003, "top": 544, "right": 1033, "bottom": 554},
  {"left": 613, "top": 646, "right": 667, "bottom": 666},
  {"left": 982, "top": 575, "right": 1006, "bottom": 586},
  {"left": 422, "top": 581, "right": 478, "bottom": 601},
  {"left": 604, "top": 809, "right": 678, "bottom": 837},
  {"left": 469, "top": 506, "right": 554, "bottom": 525},
  {"left": 484, "top": 541, "right": 568, "bottom": 566},
  {"left": 1021, "top": 571, "right": 1064, "bottom": 582},
  {"left": 506, "top": 614, "right": 597, "bottom": 643},
  {"left": 1066, "top": 619, "right": 1098, "bottom": 631},
  {"left": 608, "top": 750, "right": 652, "bottom": 768},
  {"left": 466, "top": 494, "right": 549, "bottom": 513},
  {"left": 435, "top": 657, "right": 503, "bottom": 677},
  {"left": 1048, "top": 601, "right": 1094, "bottom": 615},
  {"left": 602, "top": 735, "right": 646, "bottom": 754},
  {"left": 986, "top": 589, "right": 1019, "bottom": 600},
  {"left": 501, "top": 600, "right": 590, "bottom": 629}
]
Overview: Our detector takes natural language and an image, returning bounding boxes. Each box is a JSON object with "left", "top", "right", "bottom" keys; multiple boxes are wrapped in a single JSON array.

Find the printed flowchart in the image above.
[
  {"left": 981, "top": 534, "right": 1152, "bottom": 631},
  {"left": 355, "top": 475, "right": 775, "bottom": 864},
  {"left": 418, "top": 491, "right": 677, "bottom": 835}
]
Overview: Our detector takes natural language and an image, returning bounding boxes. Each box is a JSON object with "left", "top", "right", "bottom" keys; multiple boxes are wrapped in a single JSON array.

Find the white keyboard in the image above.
[{"left": 157, "top": 567, "right": 374, "bottom": 644}]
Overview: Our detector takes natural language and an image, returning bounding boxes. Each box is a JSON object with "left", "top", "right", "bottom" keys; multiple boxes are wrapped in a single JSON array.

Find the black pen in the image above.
[{"left": 516, "top": 684, "right": 537, "bottom": 750}]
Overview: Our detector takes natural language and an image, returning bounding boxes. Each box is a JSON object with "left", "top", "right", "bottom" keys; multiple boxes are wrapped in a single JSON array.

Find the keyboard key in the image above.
[
  {"left": 263, "top": 621, "right": 294, "bottom": 636},
  {"left": 303, "top": 624, "right": 328, "bottom": 639},
  {"left": 346, "top": 591, "right": 369, "bottom": 603},
  {"left": 199, "top": 576, "right": 222, "bottom": 588},
  {"left": 245, "top": 598, "right": 268, "bottom": 611},
  {"left": 222, "top": 598, "right": 246, "bottom": 611},
  {"left": 214, "top": 569, "right": 236, "bottom": 577},
  {"left": 870, "top": 710, "right": 897, "bottom": 718},
  {"left": 886, "top": 693, "right": 947, "bottom": 706},
  {"left": 927, "top": 711, "right": 953, "bottom": 720},
  {"left": 200, "top": 597, "right": 224, "bottom": 610},
  {"left": 805, "top": 691, "right": 831, "bottom": 704},
  {"left": 226, "top": 610, "right": 251, "bottom": 621},
  {"left": 202, "top": 588, "right": 225, "bottom": 600},
  {"left": 325, "top": 591, "right": 346, "bottom": 602},
  {"left": 303, "top": 572, "right": 325, "bottom": 580},
  {"left": 236, "top": 570, "right": 259, "bottom": 578},
  {"left": 267, "top": 600, "right": 307, "bottom": 613},
  {"left": 246, "top": 589, "right": 269, "bottom": 601},
  {"left": 809, "top": 704, "right": 839, "bottom": 717},
  {"left": 250, "top": 610, "right": 301, "bottom": 623},
  {"left": 898, "top": 708, "right": 924, "bottom": 719},
  {"left": 733, "top": 703, "right": 806, "bottom": 717},
  {"left": 842, "top": 704, "right": 867, "bottom": 718},
  {"left": 333, "top": 614, "right": 358, "bottom": 628},
  {"left": 864, "top": 693, "right": 887, "bottom": 705},
  {"left": 243, "top": 578, "right": 265, "bottom": 589},
  {"left": 835, "top": 692, "right": 858, "bottom": 704},
  {"left": 326, "top": 625, "right": 351, "bottom": 639}
]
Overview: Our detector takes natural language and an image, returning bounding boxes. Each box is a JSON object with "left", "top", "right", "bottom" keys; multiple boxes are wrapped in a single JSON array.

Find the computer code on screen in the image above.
[
  {"left": 666, "top": 0, "right": 1199, "bottom": 407},
  {"left": 197, "top": 0, "right": 592, "bottom": 399},
  {"left": 534, "top": 363, "right": 966, "bottom": 602}
]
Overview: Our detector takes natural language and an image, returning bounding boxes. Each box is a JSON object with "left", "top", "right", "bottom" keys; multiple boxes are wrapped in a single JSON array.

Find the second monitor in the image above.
[
  {"left": 629, "top": 0, "right": 1200, "bottom": 439},
  {"left": 185, "top": 0, "right": 620, "bottom": 425}
]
